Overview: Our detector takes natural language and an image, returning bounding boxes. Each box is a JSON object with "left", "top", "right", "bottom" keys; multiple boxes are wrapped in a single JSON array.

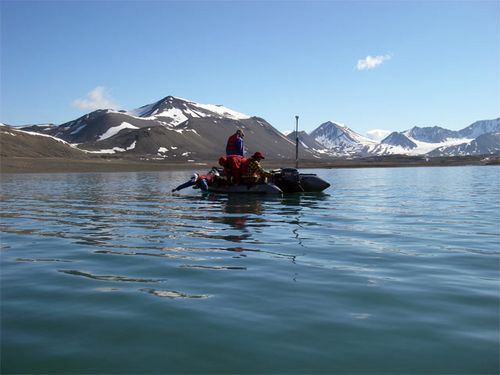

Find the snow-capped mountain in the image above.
[
  {"left": 428, "top": 132, "right": 500, "bottom": 157},
  {"left": 403, "top": 126, "right": 459, "bottom": 143},
  {"left": 309, "top": 121, "right": 377, "bottom": 156},
  {"left": 381, "top": 132, "right": 417, "bottom": 149},
  {"left": 307, "top": 118, "right": 499, "bottom": 157},
  {"left": 18, "top": 96, "right": 304, "bottom": 161},
  {"left": 128, "top": 95, "right": 250, "bottom": 123},
  {"left": 458, "top": 119, "right": 500, "bottom": 138},
  {"left": 38, "top": 109, "right": 146, "bottom": 144}
]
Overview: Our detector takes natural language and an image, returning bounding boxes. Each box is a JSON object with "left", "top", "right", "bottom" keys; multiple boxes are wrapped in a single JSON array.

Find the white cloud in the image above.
[
  {"left": 72, "top": 86, "right": 119, "bottom": 110},
  {"left": 366, "top": 129, "right": 392, "bottom": 142},
  {"left": 356, "top": 54, "right": 391, "bottom": 71}
]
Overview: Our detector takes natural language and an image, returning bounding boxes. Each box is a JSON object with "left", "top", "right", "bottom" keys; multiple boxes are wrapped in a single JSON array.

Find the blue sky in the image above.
[{"left": 1, "top": 0, "right": 499, "bottom": 135}]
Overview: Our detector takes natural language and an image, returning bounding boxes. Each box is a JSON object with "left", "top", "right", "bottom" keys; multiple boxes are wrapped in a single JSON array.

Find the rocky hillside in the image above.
[
  {"left": 0, "top": 125, "right": 89, "bottom": 159},
  {"left": 19, "top": 96, "right": 318, "bottom": 162}
]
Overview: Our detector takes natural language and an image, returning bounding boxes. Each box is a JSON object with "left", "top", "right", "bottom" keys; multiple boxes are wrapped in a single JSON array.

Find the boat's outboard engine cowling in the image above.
[
  {"left": 281, "top": 168, "right": 300, "bottom": 183},
  {"left": 272, "top": 168, "right": 304, "bottom": 193},
  {"left": 271, "top": 168, "right": 330, "bottom": 193}
]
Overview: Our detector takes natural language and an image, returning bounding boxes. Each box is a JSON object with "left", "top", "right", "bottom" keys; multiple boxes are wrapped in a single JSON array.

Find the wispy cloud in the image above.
[
  {"left": 72, "top": 86, "right": 119, "bottom": 110},
  {"left": 356, "top": 54, "right": 391, "bottom": 71}
]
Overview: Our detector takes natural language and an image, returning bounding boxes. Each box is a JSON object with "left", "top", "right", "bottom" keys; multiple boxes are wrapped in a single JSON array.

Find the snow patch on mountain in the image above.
[
  {"left": 70, "top": 124, "right": 87, "bottom": 135},
  {"left": 128, "top": 96, "right": 250, "bottom": 125},
  {"left": 428, "top": 132, "right": 500, "bottom": 156},
  {"left": 88, "top": 140, "right": 137, "bottom": 154},
  {"left": 373, "top": 136, "right": 473, "bottom": 155},
  {"left": 193, "top": 102, "right": 249, "bottom": 120},
  {"left": 15, "top": 128, "right": 75, "bottom": 146},
  {"left": 98, "top": 122, "right": 139, "bottom": 141},
  {"left": 156, "top": 107, "right": 189, "bottom": 125},
  {"left": 412, "top": 137, "right": 472, "bottom": 154}
]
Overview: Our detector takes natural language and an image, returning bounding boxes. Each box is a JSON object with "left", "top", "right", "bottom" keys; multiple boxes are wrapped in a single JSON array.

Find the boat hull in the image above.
[{"left": 208, "top": 183, "right": 283, "bottom": 194}]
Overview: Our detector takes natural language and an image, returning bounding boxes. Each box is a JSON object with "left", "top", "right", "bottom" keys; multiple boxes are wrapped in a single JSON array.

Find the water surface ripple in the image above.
[{"left": 1, "top": 167, "right": 499, "bottom": 374}]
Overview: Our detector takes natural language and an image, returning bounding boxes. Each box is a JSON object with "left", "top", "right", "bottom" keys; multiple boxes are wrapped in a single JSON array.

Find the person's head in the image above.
[
  {"left": 252, "top": 151, "right": 265, "bottom": 160},
  {"left": 218, "top": 156, "right": 227, "bottom": 167},
  {"left": 236, "top": 129, "right": 244, "bottom": 138},
  {"left": 190, "top": 173, "right": 199, "bottom": 181}
]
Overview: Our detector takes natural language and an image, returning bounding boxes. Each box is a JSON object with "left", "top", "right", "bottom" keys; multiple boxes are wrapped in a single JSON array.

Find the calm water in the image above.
[{"left": 1, "top": 166, "right": 499, "bottom": 374}]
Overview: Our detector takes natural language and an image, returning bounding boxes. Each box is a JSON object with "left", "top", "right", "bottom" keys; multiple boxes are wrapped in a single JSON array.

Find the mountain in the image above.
[
  {"left": 403, "top": 126, "right": 459, "bottom": 143},
  {"left": 381, "top": 132, "right": 417, "bottom": 149},
  {"left": 458, "top": 118, "right": 500, "bottom": 138},
  {"left": 35, "top": 109, "right": 149, "bottom": 144},
  {"left": 310, "top": 121, "right": 377, "bottom": 156},
  {"left": 6, "top": 95, "right": 499, "bottom": 161},
  {"left": 286, "top": 131, "right": 327, "bottom": 151},
  {"left": 16, "top": 96, "right": 311, "bottom": 161},
  {"left": 0, "top": 125, "right": 89, "bottom": 158},
  {"left": 128, "top": 95, "right": 250, "bottom": 122},
  {"left": 16, "top": 123, "right": 56, "bottom": 133},
  {"left": 427, "top": 132, "right": 500, "bottom": 157},
  {"left": 308, "top": 118, "right": 499, "bottom": 158}
]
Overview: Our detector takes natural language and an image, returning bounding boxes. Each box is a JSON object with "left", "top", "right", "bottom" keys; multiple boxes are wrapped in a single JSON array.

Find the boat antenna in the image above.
[{"left": 295, "top": 115, "right": 299, "bottom": 169}]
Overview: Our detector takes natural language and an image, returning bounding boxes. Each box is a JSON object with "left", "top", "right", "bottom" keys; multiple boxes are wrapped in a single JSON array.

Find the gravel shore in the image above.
[{"left": 1, "top": 155, "right": 496, "bottom": 174}]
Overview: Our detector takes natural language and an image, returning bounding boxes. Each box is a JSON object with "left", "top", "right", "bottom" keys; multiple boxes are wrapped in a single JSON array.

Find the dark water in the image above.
[{"left": 1, "top": 166, "right": 499, "bottom": 374}]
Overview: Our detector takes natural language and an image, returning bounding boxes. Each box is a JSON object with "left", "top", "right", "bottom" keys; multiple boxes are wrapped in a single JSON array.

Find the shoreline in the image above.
[{"left": 1, "top": 155, "right": 498, "bottom": 174}]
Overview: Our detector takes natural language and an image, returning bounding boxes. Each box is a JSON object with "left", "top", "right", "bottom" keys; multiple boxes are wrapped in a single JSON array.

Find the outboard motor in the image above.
[
  {"left": 272, "top": 168, "right": 304, "bottom": 193},
  {"left": 271, "top": 168, "right": 331, "bottom": 193},
  {"left": 281, "top": 168, "right": 300, "bottom": 183}
]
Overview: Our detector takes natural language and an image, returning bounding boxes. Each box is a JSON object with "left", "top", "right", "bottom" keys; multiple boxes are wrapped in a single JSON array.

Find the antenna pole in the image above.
[{"left": 295, "top": 115, "right": 299, "bottom": 169}]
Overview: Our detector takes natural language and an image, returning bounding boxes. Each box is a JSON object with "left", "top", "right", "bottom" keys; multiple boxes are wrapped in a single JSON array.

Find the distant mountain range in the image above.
[
  {"left": 289, "top": 119, "right": 500, "bottom": 158},
  {"left": 2, "top": 95, "right": 499, "bottom": 161}
]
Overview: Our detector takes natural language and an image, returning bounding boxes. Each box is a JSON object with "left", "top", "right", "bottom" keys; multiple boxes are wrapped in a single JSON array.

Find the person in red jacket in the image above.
[
  {"left": 226, "top": 129, "right": 245, "bottom": 156},
  {"left": 172, "top": 169, "right": 219, "bottom": 192},
  {"left": 219, "top": 155, "right": 247, "bottom": 185}
]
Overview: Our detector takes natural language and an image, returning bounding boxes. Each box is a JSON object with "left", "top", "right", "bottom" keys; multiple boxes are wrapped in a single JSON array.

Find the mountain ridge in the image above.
[
  {"left": 304, "top": 118, "right": 500, "bottom": 157},
  {"left": 4, "top": 95, "right": 499, "bottom": 160}
]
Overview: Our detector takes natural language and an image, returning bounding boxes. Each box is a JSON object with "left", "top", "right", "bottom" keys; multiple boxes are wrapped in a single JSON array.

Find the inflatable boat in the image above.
[{"left": 207, "top": 168, "right": 330, "bottom": 195}]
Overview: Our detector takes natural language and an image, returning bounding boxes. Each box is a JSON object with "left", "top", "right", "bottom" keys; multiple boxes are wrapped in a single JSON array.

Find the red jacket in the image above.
[
  {"left": 219, "top": 155, "right": 247, "bottom": 184},
  {"left": 196, "top": 174, "right": 215, "bottom": 185},
  {"left": 226, "top": 133, "right": 244, "bottom": 156}
]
